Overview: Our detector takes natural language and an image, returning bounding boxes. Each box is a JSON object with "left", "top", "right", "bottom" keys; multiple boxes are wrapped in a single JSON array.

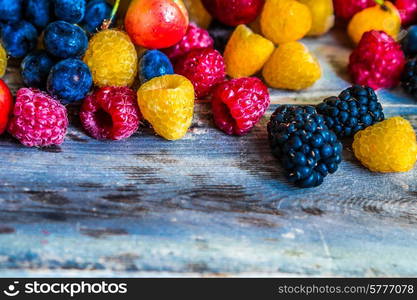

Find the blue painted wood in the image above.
[{"left": 1, "top": 29, "right": 417, "bottom": 277}]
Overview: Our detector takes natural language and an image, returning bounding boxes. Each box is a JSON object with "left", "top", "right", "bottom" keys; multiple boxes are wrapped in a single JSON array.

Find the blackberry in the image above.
[
  {"left": 268, "top": 105, "right": 343, "bottom": 188},
  {"left": 401, "top": 59, "right": 417, "bottom": 99},
  {"left": 317, "top": 85, "right": 384, "bottom": 138}
]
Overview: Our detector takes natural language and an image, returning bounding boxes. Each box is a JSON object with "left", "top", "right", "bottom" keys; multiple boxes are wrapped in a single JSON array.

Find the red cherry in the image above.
[
  {"left": 125, "top": 0, "right": 189, "bottom": 49},
  {"left": 0, "top": 79, "right": 13, "bottom": 135},
  {"left": 202, "top": 0, "right": 264, "bottom": 26}
]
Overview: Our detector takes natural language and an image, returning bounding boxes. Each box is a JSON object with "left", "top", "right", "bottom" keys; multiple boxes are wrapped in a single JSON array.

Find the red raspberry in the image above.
[
  {"left": 395, "top": 0, "right": 417, "bottom": 26},
  {"left": 163, "top": 23, "right": 214, "bottom": 63},
  {"left": 211, "top": 77, "right": 270, "bottom": 135},
  {"left": 80, "top": 86, "right": 141, "bottom": 140},
  {"left": 8, "top": 88, "right": 68, "bottom": 147},
  {"left": 349, "top": 30, "right": 405, "bottom": 89},
  {"left": 175, "top": 48, "right": 226, "bottom": 99},
  {"left": 333, "top": 0, "right": 375, "bottom": 21}
]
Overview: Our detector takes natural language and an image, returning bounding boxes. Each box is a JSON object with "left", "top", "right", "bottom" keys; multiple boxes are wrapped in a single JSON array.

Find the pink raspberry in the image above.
[
  {"left": 333, "top": 0, "right": 375, "bottom": 21},
  {"left": 163, "top": 23, "right": 214, "bottom": 63},
  {"left": 175, "top": 48, "right": 226, "bottom": 99},
  {"left": 8, "top": 88, "right": 68, "bottom": 147},
  {"left": 80, "top": 86, "right": 141, "bottom": 140},
  {"left": 211, "top": 77, "right": 270, "bottom": 135},
  {"left": 349, "top": 30, "right": 405, "bottom": 89},
  {"left": 395, "top": 0, "right": 417, "bottom": 26}
]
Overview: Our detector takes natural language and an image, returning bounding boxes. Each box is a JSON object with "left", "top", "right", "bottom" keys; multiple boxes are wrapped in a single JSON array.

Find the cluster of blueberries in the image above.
[{"left": 0, "top": 0, "right": 112, "bottom": 103}]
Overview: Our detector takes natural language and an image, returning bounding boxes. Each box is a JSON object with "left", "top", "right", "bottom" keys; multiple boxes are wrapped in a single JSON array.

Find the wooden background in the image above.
[{"left": 1, "top": 30, "right": 417, "bottom": 277}]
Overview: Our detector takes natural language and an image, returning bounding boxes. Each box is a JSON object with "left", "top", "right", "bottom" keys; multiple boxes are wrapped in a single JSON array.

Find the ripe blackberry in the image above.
[
  {"left": 267, "top": 105, "right": 343, "bottom": 188},
  {"left": 401, "top": 59, "right": 417, "bottom": 99},
  {"left": 317, "top": 85, "right": 384, "bottom": 138}
]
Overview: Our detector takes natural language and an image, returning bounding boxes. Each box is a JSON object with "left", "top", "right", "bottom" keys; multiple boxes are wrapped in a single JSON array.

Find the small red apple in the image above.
[
  {"left": 201, "top": 0, "right": 264, "bottom": 26},
  {"left": 0, "top": 79, "right": 13, "bottom": 135},
  {"left": 395, "top": 0, "right": 417, "bottom": 26},
  {"left": 125, "top": 0, "right": 189, "bottom": 49}
]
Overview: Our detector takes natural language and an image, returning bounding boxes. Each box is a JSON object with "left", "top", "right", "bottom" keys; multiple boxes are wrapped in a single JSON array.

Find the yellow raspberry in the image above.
[
  {"left": 0, "top": 44, "right": 6, "bottom": 78},
  {"left": 299, "top": 0, "right": 334, "bottom": 36},
  {"left": 224, "top": 25, "right": 274, "bottom": 78},
  {"left": 262, "top": 41, "right": 321, "bottom": 90},
  {"left": 83, "top": 29, "right": 138, "bottom": 87},
  {"left": 183, "top": 0, "right": 212, "bottom": 29},
  {"left": 353, "top": 117, "right": 417, "bottom": 172},
  {"left": 348, "top": 1, "right": 400, "bottom": 44},
  {"left": 260, "top": 0, "right": 312, "bottom": 44},
  {"left": 137, "top": 74, "right": 195, "bottom": 141}
]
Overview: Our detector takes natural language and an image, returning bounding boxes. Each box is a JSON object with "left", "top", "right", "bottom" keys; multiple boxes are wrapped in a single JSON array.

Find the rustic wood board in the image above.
[{"left": 1, "top": 30, "right": 417, "bottom": 277}]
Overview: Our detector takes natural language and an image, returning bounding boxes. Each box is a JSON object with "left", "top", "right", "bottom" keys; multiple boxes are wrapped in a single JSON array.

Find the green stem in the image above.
[
  {"left": 110, "top": 0, "right": 121, "bottom": 23},
  {"left": 374, "top": 0, "right": 384, "bottom": 5},
  {"left": 102, "top": 0, "right": 121, "bottom": 30}
]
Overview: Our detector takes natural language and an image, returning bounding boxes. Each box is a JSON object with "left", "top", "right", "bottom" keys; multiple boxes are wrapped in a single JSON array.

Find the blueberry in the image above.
[
  {"left": 81, "top": 0, "right": 112, "bottom": 34},
  {"left": 21, "top": 50, "right": 55, "bottom": 88},
  {"left": 1, "top": 21, "right": 37, "bottom": 58},
  {"left": 53, "top": 0, "right": 85, "bottom": 23},
  {"left": 24, "top": 0, "right": 52, "bottom": 29},
  {"left": 47, "top": 58, "right": 92, "bottom": 103},
  {"left": 0, "top": 0, "right": 23, "bottom": 23},
  {"left": 402, "top": 25, "right": 417, "bottom": 57},
  {"left": 139, "top": 50, "right": 174, "bottom": 84},
  {"left": 44, "top": 21, "right": 88, "bottom": 59}
]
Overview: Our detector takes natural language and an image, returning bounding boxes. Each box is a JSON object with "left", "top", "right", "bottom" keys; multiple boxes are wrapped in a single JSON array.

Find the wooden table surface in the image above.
[{"left": 1, "top": 30, "right": 417, "bottom": 277}]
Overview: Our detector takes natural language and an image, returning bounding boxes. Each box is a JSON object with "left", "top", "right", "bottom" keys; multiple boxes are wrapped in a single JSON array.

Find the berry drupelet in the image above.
[
  {"left": 317, "top": 85, "right": 384, "bottom": 138},
  {"left": 268, "top": 105, "right": 343, "bottom": 188}
]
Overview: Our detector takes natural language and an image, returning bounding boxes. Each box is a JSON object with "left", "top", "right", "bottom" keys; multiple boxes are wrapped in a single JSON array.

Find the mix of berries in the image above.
[
  {"left": 268, "top": 105, "right": 343, "bottom": 188},
  {"left": 0, "top": 0, "right": 416, "bottom": 189}
]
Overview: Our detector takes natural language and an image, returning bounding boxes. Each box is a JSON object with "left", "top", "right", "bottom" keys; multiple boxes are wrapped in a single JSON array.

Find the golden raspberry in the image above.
[
  {"left": 137, "top": 74, "right": 195, "bottom": 141},
  {"left": 183, "top": 0, "right": 212, "bottom": 29},
  {"left": 262, "top": 41, "right": 321, "bottom": 90},
  {"left": 299, "top": 0, "right": 334, "bottom": 36},
  {"left": 83, "top": 29, "right": 138, "bottom": 87},
  {"left": 348, "top": 1, "right": 401, "bottom": 44},
  {"left": 0, "top": 44, "right": 7, "bottom": 78},
  {"left": 353, "top": 117, "right": 417, "bottom": 172},
  {"left": 260, "top": 0, "right": 312, "bottom": 44},
  {"left": 224, "top": 25, "right": 274, "bottom": 78}
]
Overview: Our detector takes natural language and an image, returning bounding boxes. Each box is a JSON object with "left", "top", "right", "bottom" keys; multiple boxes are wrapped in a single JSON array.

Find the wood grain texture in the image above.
[{"left": 1, "top": 29, "right": 417, "bottom": 277}]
